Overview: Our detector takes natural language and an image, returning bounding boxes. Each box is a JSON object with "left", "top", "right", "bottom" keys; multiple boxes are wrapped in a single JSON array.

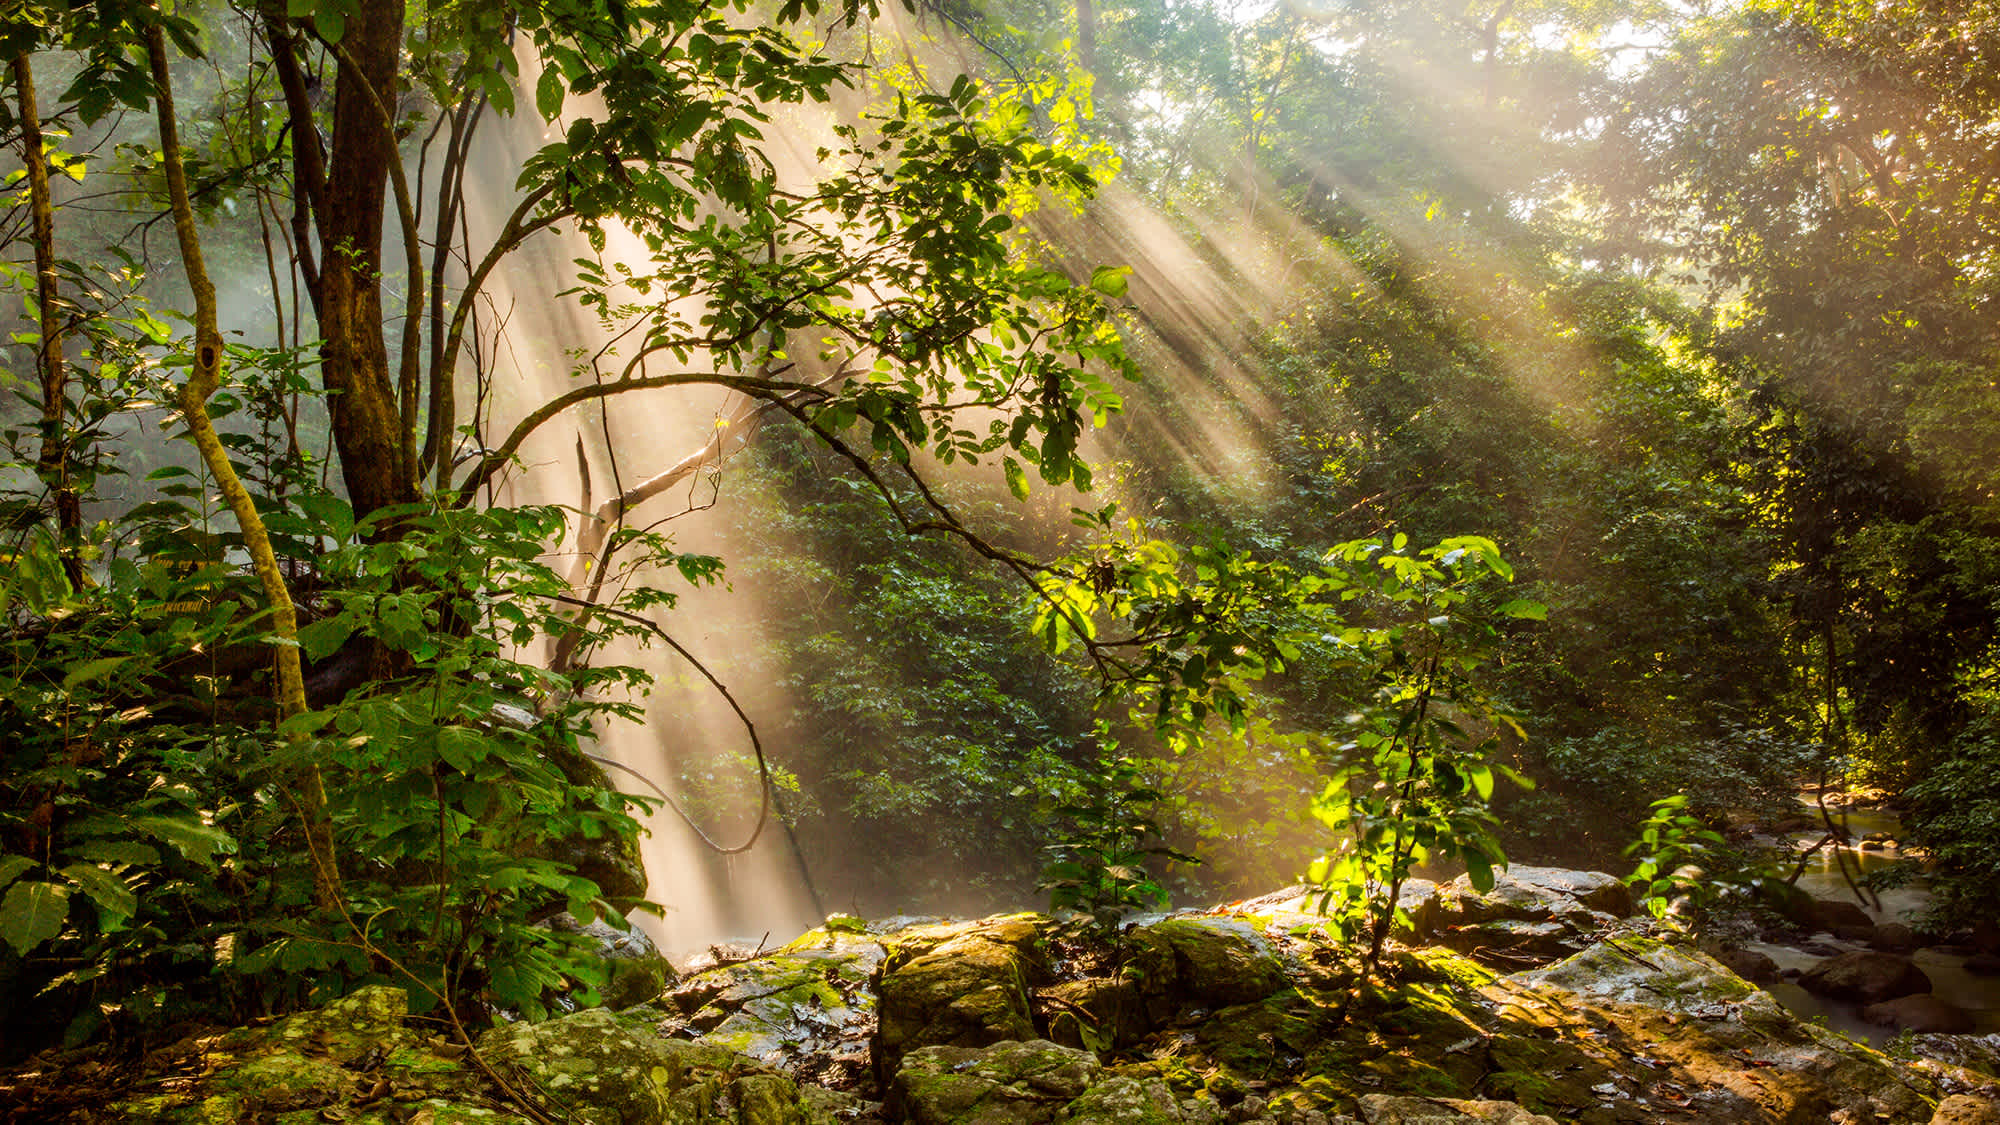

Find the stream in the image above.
[{"left": 1742, "top": 801, "right": 2000, "bottom": 1043}]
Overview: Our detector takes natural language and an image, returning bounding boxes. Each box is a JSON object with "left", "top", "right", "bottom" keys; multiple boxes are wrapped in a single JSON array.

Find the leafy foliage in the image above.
[
  {"left": 1302, "top": 536, "right": 1539, "bottom": 980},
  {"left": 1623, "top": 795, "right": 1727, "bottom": 927},
  {"left": 1038, "top": 736, "right": 1197, "bottom": 932}
]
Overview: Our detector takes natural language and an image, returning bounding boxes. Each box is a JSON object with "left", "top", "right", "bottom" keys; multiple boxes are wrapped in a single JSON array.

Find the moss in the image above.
[
  {"left": 387, "top": 1045, "right": 466, "bottom": 1075},
  {"left": 1401, "top": 946, "right": 1499, "bottom": 992}
]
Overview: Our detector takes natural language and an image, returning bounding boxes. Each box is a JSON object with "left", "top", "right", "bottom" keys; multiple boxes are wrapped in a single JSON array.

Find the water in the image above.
[{"left": 1743, "top": 801, "right": 2000, "bottom": 1043}]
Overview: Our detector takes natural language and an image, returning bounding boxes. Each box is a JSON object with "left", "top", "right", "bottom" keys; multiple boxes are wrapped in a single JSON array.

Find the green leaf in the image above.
[
  {"left": 297, "top": 616, "right": 356, "bottom": 662},
  {"left": 62, "top": 655, "right": 135, "bottom": 691},
  {"left": 0, "top": 855, "right": 36, "bottom": 891},
  {"left": 60, "top": 863, "right": 136, "bottom": 920},
  {"left": 131, "top": 816, "right": 233, "bottom": 866},
  {"left": 1003, "top": 456, "right": 1030, "bottom": 501},
  {"left": 1462, "top": 849, "right": 1495, "bottom": 894},
  {"left": 1088, "top": 265, "right": 1130, "bottom": 298},
  {"left": 1495, "top": 599, "right": 1547, "bottom": 621},
  {"left": 536, "top": 64, "right": 566, "bottom": 120},
  {"left": 313, "top": 4, "right": 345, "bottom": 42},
  {"left": 1, "top": 881, "right": 71, "bottom": 954},
  {"left": 65, "top": 839, "right": 159, "bottom": 866}
]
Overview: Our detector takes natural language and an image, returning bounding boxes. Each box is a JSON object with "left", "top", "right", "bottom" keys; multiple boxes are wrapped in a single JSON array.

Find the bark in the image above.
[
  {"left": 147, "top": 21, "right": 343, "bottom": 912},
  {"left": 311, "top": 0, "right": 419, "bottom": 519},
  {"left": 11, "top": 51, "right": 83, "bottom": 584}
]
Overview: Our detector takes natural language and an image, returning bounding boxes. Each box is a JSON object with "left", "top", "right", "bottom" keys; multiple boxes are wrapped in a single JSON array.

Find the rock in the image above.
[
  {"left": 1908, "top": 1033, "right": 2000, "bottom": 1080},
  {"left": 1799, "top": 950, "right": 1933, "bottom": 1004},
  {"left": 887, "top": 1039, "right": 1100, "bottom": 1125},
  {"left": 1043, "top": 976, "right": 1149, "bottom": 1055},
  {"left": 1508, "top": 937, "right": 1937, "bottom": 1122},
  {"left": 1932, "top": 1094, "right": 2000, "bottom": 1125},
  {"left": 1436, "top": 919, "right": 1589, "bottom": 966},
  {"left": 1813, "top": 896, "right": 1877, "bottom": 932},
  {"left": 1515, "top": 936, "right": 1785, "bottom": 1021},
  {"left": 477, "top": 1007, "right": 679, "bottom": 1124},
  {"left": 1964, "top": 954, "right": 2000, "bottom": 977},
  {"left": 1835, "top": 922, "right": 1882, "bottom": 944},
  {"left": 874, "top": 917, "right": 1052, "bottom": 1083},
  {"left": 266, "top": 984, "right": 413, "bottom": 1062},
  {"left": 1058, "top": 1073, "right": 1189, "bottom": 1125},
  {"left": 543, "top": 910, "right": 676, "bottom": 1010},
  {"left": 1393, "top": 879, "right": 1442, "bottom": 939},
  {"left": 1861, "top": 994, "right": 1976, "bottom": 1034},
  {"left": 1872, "top": 923, "right": 1920, "bottom": 953},
  {"left": 666, "top": 928, "right": 883, "bottom": 1083},
  {"left": 479, "top": 1008, "right": 820, "bottom": 1125},
  {"left": 538, "top": 743, "right": 652, "bottom": 905},
  {"left": 1441, "top": 867, "right": 1630, "bottom": 925},
  {"left": 1130, "top": 918, "right": 1287, "bottom": 1009},
  {"left": 1755, "top": 879, "right": 1819, "bottom": 928},
  {"left": 112, "top": 987, "right": 514, "bottom": 1122},
  {"left": 1713, "top": 946, "right": 1781, "bottom": 984},
  {"left": 1356, "top": 1095, "right": 1558, "bottom": 1123}
]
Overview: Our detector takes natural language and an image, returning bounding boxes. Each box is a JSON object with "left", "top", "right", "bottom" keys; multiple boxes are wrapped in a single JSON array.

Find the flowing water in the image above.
[{"left": 1744, "top": 801, "right": 2000, "bottom": 1042}]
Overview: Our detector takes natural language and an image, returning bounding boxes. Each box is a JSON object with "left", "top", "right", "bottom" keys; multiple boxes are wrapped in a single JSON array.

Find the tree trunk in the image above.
[
  {"left": 315, "top": 0, "right": 419, "bottom": 520},
  {"left": 11, "top": 51, "right": 83, "bottom": 584},
  {"left": 147, "top": 20, "right": 343, "bottom": 912}
]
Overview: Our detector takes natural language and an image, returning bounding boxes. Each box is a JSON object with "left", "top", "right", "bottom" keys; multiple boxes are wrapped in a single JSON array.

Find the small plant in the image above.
[
  {"left": 1624, "top": 794, "right": 1727, "bottom": 926},
  {"left": 1305, "top": 536, "right": 1539, "bottom": 985},
  {"left": 1039, "top": 736, "right": 1197, "bottom": 933}
]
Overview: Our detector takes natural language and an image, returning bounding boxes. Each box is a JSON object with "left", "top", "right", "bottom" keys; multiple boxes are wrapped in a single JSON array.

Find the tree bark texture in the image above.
[
  {"left": 10, "top": 51, "right": 83, "bottom": 581},
  {"left": 310, "top": 0, "right": 420, "bottom": 519}
]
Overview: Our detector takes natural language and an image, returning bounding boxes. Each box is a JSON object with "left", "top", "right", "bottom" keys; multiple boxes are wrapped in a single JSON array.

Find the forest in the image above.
[{"left": 0, "top": 0, "right": 1997, "bottom": 1068}]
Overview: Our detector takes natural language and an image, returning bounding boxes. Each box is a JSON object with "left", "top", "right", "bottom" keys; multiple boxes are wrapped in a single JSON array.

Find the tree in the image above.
[
  {"left": 0, "top": 0, "right": 1138, "bottom": 1038},
  {"left": 1596, "top": 0, "right": 2000, "bottom": 760}
]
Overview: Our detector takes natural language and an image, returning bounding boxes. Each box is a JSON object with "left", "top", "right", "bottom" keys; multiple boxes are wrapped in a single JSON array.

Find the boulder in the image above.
[
  {"left": 1441, "top": 867, "right": 1630, "bottom": 925},
  {"left": 1861, "top": 994, "right": 1976, "bottom": 1034},
  {"left": 1799, "top": 951, "right": 1932, "bottom": 1004},
  {"left": 1042, "top": 976, "right": 1148, "bottom": 1055},
  {"left": 1932, "top": 1094, "right": 2000, "bottom": 1125},
  {"left": 1357, "top": 1095, "right": 1558, "bottom": 1124},
  {"left": 874, "top": 917, "right": 1052, "bottom": 1083},
  {"left": 479, "top": 1008, "right": 821, "bottom": 1125},
  {"left": 1964, "top": 954, "right": 2000, "bottom": 977},
  {"left": 1127, "top": 918, "right": 1287, "bottom": 1010},
  {"left": 1516, "top": 936, "right": 1783, "bottom": 1021},
  {"left": 887, "top": 1039, "right": 1100, "bottom": 1125},
  {"left": 1435, "top": 919, "right": 1588, "bottom": 965},
  {"left": 1872, "top": 923, "right": 1920, "bottom": 953},
  {"left": 1813, "top": 895, "right": 1877, "bottom": 933},
  {"left": 664, "top": 931, "right": 883, "bottom": 1085},
  {"left": 1907, "top": 1033, "right": 2000, "bottom": 1081},
  {"left": 542, "top": 910, "right": 676, "bottom": 1010},
  {"left": 1057, "top": 1073, "right": 1190, "bottom": 1125},
  {"left": 1712, "top": 946, "right": 1782, "bottom": 985},
  {"left": 1755, "top": 879, "right": 1819, "bottom": 928}
]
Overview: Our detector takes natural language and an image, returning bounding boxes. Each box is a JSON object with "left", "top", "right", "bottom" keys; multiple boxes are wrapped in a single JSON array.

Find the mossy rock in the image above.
[
  {"left": 1057, "top": 1073, "right": 1189, "bottom": 1125},
  {"left": 480, "top": 1007, "right": 820, "bottom": 1125},
  {"left": 873, "top": 919, "right": 1054, "bottom": 1083},
  {"left": 1128, "top": 918, "right": 1286, "bottom": 1011},
  {"left": 1355, "top": 1094, "right": 1559, "bottom": 1124},
  {"left": 887, "top": 1039, "right": 1100, "bottom": 1125},
  {"left": 543, "top": 910, "right": 677, "bottom": 1010},
  {"left": 1514, "top": 937, "right": 1770, "bottom": 1017},
  {"left": 266, "top": 984, "right": 416, "bottom": 1063},
  {"left": 1044, "top": 977, "right": 1149, "bottom": 1055},
  {"left": 669, "top": 941, "right": 881, "bottom": 1073}
]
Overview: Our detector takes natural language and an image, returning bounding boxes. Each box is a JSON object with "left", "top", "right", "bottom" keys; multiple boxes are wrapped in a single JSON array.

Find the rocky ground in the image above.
[{"left": 4, "top": 868, "right": 1998, "bottom": 1124}]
